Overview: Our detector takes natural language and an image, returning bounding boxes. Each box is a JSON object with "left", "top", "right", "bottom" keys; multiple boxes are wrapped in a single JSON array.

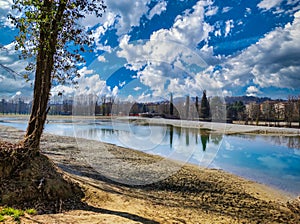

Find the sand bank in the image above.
[{"left": 0, "top": 124, "right": 299, "bottom": 223}]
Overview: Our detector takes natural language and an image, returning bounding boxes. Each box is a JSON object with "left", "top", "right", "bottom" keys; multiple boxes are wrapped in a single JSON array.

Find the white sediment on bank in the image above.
[{"left": 115, "top": 117, "right": 300, "bottom": 135}]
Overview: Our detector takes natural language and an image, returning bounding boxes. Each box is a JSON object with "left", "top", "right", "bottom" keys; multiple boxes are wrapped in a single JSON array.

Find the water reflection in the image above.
[
  {"left": 233, "top": 134, "right": 300, "bottom": 149},
  {"left": 1, "top": 119, "right": 299, "bottom": 195},
  {"left": 167, "top": 126, "right": 220, "bottom": 152},
  {"left": 72, "top": 124, "right": 223, "bottom": 167},
  {"left": 74, "top": 124, "right": 222, "bottom": 151}
]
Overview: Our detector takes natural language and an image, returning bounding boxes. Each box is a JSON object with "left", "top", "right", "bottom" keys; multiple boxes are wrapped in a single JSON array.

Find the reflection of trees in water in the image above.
[
  {"left": 76, "top": 128, "right": 116, "bottom": 140},
  {"left": 186, "top": 130, "right": 190, "bottom": 146},
  {"left": 210, "top": 134, "right": 223, "bottom": 145},
  {"left": 168, "top": 126, "right": 222, "bottom": 151},
  {"left": 268, "top": 135, "right": 300, "bottom": 149},
  {"left": 170, "top": 125, "right": 173, "bottom": 148},
  {"left": 200, "top": 130, "right": 209, "bottom": 151},
  {"left": 234, "top": 134, "right": 300, "bottom": 149}
]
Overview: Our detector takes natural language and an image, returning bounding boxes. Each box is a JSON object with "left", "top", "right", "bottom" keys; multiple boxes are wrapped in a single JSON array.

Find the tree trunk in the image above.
[{"left": 23, "top": 0, "right": 66, "bottom": 152}]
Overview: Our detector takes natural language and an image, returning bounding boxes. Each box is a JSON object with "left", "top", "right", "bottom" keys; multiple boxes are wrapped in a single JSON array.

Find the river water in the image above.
[{"left": 1, "top": 118, "right": 299, "bottom": 195}]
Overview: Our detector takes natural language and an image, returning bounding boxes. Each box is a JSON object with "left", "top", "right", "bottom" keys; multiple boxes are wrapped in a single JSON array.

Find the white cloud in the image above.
[
  {"left": 78, "top": 67, "right": 94, "bottom": 77},
  {"left": 113, "top": 1, "right": 227, "bottom": 98},
  {"left": 97, "top": 55, "right": 106, "bottom": 62},
  {"left": 222, "top": 7, "right": 232, "bottom": 13},
  {"left": 137, "top": 92, "right": 153, "bottom": 102},
  {"left": 245, "top": 7, "right": 252, "bottom": 17},
  {"left": 50, "top": 66, "right": 118, "bottom": 99},
  {"left": 119, "top": 81, "right": 126, "bottom": 87},
  {"left": 0, "top": 42, "right": 33, "bottom": 97},
  {"left": 125, "top": 94, "right": 135, "bottom": 103},
  {"left": 0, "top": 0, "right": 12, "bottom": 25},
  {"left": 92, "top": 12, "right": 115, "bottom": 51},
  {"left": 246, "top": 86, "right": 261, "bottom": 96},
  {"left": 257, "top": 0, "right": 283, "bottom": 10},
  {"left": 84, "top": 1, "right": 151, "bottom": 37},
  {"left": 150, "top": 0, "right": 213, "bottom": 48},
  {"left": 224, "top": 20, "right": 234, "bottom": 37},
  {"left": 214, "top": 10, "right": 300, "bottom": 92},
  {"left": 147, "top": 1, "right": 167, "bottom": 20},
  {"left": 205, "top": 6, "right": 218, "bottom": 17},
  {"left": 106, "top": 0, "right": 151, "bottom": 35},
  {"left": 214, "top": 29, "right": 221, "bottom": 37},
  {"left": 134, "top": 86, "right": 141, "bottom": 91}
]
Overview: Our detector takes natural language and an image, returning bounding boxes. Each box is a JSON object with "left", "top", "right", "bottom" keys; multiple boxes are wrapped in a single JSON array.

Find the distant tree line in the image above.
[{"left": 1, "top": 93, "right": 299, "bottom": 128}]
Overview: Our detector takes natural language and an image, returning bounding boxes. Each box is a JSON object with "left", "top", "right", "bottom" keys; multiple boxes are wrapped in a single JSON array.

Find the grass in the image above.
[
  {"left": 0, "top": 207, "right": 37, "bottom": 223},
  {"left": 25, "top": 208, "right": 37, "bottom": 215}
]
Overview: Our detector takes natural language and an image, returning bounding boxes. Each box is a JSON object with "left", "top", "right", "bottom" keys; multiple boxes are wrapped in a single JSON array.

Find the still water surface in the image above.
[{"left": 1, "top": 118, "right": 300, "bottom": 195}]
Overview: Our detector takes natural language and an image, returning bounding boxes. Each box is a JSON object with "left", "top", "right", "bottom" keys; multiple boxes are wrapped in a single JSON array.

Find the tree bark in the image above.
[{"left": 23, "top": 0, "right": 67, "bottom": 152}]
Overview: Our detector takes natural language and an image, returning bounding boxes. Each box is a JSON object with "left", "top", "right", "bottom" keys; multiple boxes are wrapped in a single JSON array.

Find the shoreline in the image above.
[
  {"left": 1, "top": 114, "right": 299, "bottom": 136},
  {"left": 0, "top": 124, "right": 299, "bottom": 223},
  {"left": 115, "top": 116, "right": 300, "bottom": 136},
  {"left": 0, "top": 117, "right": 299, "bottom": 194}
]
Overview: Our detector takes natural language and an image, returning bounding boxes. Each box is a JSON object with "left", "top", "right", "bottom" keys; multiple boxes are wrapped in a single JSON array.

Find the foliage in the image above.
[
  {"left": 0, "top": 207, "right": 37, "bottom": 223},
  {"left": 8, "top": 0, "right": 106, "bottom": 150},
  {"left": 227, "top": 101, "right": 245, "bottom": 120},
  {"left": 209, "top": 96, "right": 226, "bottom": 122},
  {"left": 25, "top": 208, "right": 37, "bottom": 215},
  {"left": 0, "top": 207, "right": 25, "bottom": 223},
  {"left": 9, "top": 0, "right": 106, "bottom": 85},
  {"left": 200, "top": 90, "right": 210, "bottom": 119}
]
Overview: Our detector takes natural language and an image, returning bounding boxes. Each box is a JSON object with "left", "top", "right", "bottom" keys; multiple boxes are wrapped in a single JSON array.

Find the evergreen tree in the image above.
[
  {"left": 170, "top": 93, "right": 174, "bottom": 115},
  {"left": 195, "top": 96, "right": 199, "bottom": 118},
  {"left": 200, "top": 90, "right": 210, "bottom": 120}
]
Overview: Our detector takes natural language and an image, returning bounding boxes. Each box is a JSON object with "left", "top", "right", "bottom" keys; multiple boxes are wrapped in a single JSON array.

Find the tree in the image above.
[
  {"left": 209, "top": 96, "right": 226, "bottom": 122},
  {"left": 247, "top": 103, "right": 260, "bottom": 125},
  {"left": 199, "top": 90, "right": 210, "bottom": 120},
  {"left": 227, "top": 101, "right": 245, "bottom": 121},
  {"left": 170, "top": 93, "right": 174, "bottom": 116},
  {"left": 9, "top": 0, "right": 106, "bottom": 151},
  {"left": 195, "top": 96, "right": 199, "bottom": 119},
  {"left": 185, "top": 95, "right": 190, "bottom": 119}
]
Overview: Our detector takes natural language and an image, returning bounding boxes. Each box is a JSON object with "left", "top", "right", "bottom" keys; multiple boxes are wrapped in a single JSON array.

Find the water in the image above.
[{"left": 1, "top": 118, "right": 299, "bottom": 195}]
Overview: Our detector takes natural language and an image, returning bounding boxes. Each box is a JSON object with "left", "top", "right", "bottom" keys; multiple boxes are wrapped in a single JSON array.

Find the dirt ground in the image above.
[{"left": 0, "top": 124, "right": 299, "bottom": 224}]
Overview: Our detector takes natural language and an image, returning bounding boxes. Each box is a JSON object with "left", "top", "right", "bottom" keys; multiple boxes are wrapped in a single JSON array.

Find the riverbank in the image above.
[
  {"left": 1, "top": 114, "right": 300, "bottom": 136},
  {"left": 0, "top": 124, "right": 299, "bottom": 223},
  {"left": 115, "top": 117, "right": 300, "bottom": 136}
]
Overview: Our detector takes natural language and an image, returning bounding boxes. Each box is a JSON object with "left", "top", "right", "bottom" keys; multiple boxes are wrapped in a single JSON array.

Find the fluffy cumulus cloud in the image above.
[
  {"left": 0, "top": 42, "right": 33, "bottom": 97},
  {"left": 117, "top": 37, "right": 212, "bottom": 97},
  {"left": 147, "top": 1, "right": 167, "bottom": 20},
  {"left": 114, "top": 1, "right": 220, "bottom": 99},
  {"left": 106, "top": 0, "right": 151, "bottom": 35},
  {"left": 51, "top": 67, "right": 117, "bottom": 98},
  {"left": 213, "top": 10, "right": 300, "bottom": 92},
  {"left": 257, "top": 0, "right": 283, "bottom": 10},
  {"left": 0, "top": 0, "right": 12, "bottom": 25},
  {"left": 246, "top": 86, "right": 262, "bottom": 96},
  {"left": 150, "top": 0, "right": 213, "bottom": 48}
]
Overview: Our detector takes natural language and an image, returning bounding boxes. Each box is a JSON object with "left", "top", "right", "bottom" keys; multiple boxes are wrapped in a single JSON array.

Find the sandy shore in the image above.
[{"left": 0, "top": 124, "right": 300, "bottom": 223}]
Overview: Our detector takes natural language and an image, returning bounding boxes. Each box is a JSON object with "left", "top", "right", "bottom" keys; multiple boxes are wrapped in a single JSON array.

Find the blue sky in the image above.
[{"left": 0, "top": 0, "right": 300, "bottom": 102}]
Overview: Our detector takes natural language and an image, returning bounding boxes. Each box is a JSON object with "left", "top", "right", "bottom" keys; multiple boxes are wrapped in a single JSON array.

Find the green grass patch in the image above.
[
  {"left": 25, "top": 208, "right": 37, "bottom": 215},
  {"left": 0, "top": 207, "right": 37, "bottom": 223},
  {"left": 0, "top": 207, "right": 25, "bottom": 223}
]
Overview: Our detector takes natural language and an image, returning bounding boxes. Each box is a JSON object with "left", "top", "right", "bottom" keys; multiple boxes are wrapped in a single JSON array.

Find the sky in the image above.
[{"left": 0, "top": 0, "right": 300, "bottom": 102}]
